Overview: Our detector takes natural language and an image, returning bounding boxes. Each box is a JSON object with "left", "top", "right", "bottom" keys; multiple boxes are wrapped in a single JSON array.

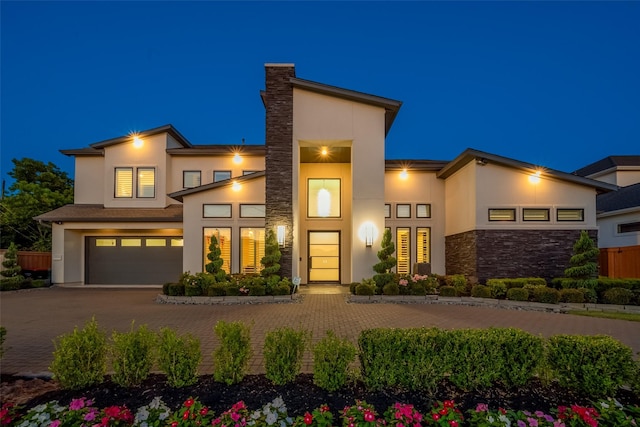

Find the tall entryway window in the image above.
[
  {"left": 308, "top": 231, "right": 340, "bottom": 282},
  {"left": 396, "top": 228, "right": 410, "bottom": 275},
  {"left": 240, "top": 228, "right": 265, "bottom": 274},
  {"left": 203, "top": 228, "right": 231, "bottom": 273}
]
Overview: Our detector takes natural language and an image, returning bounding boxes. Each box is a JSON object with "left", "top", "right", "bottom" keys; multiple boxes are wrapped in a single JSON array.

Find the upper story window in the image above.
[
  {"left": 243, "top": 170, "right": 258, "bottom": 176},
  {"left": 618, "top": 222, "right": 640, "bottom": 233},
  {"left": 115, "top": 167, "right": 133, "bottom": 198},
  {"left": 384, "top": 204, "right": 391, "bottom": 218},
  {"left": 396, "top": 204, "right": 411, "bottom": 218},
  {"left": 183, "top": 171, "right": 201, "bottom": 188},
  {"left": 308, "top": 178, "right": 340, "bottom": 218},
  {"left": 557, "top": 209, "right": 584, "bottom": 222},
  {"left": 416, "top": 204, "right": 431, "bottom": 218},
  {"left": 214, "top": 170, "right": 231, "bottom": 182},
  {"left": 489, "top": 208, "right": 516, "bottom": 221},
  {"left": 523, "top": 208, "right": 550, "bottom": 221},
  {"left": 240, "top": 204, "right": 266, "bottom": 218},
  {"left": 203, "top": 204, "right": 232, "bottom": 218},
  {"left": 137, "top": 168, "right": 155, "bottom": 198}
]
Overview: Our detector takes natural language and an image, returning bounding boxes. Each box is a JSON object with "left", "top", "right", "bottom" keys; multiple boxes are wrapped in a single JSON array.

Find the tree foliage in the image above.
[
  {"left": 564, "top": 230, "right": 600, "bottom": 289},
  {"left": 1, "top": 158, "right": 73, "bottom": 250},
  {"left": 205, "top": 234, "right": 227, "bottom": 281},
  {"left": 373, "top": 228, "right": 396, "bottom": 274},
  {"left": 260, "top": 228, "right": 281, "bottom": 280},
  {"left": 1, "top": 242, "right": 22, "bottom": 279}
]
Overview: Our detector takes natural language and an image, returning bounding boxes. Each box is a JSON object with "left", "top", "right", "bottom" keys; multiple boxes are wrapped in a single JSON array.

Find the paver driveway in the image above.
[{"left": 1, "top": 286, "right": 638, "bottom": 376}]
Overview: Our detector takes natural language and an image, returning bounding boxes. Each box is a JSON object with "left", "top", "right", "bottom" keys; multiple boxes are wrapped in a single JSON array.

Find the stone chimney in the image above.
[{"left": 264, "top": 63, "right": 295, "bottom": 279}]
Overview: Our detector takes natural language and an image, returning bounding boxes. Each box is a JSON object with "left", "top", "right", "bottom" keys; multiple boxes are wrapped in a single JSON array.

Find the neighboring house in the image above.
[
  {"left": 36, "top": 64, "right": 618, "bottom": 286},
  {"left": 574, "top": 156, "right": 640, "bottom": 278}
]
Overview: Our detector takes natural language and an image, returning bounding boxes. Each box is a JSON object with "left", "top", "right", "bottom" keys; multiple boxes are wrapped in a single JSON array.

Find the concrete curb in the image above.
[{"left": 156, "top": 293, "right": 303, "bottom": 305}]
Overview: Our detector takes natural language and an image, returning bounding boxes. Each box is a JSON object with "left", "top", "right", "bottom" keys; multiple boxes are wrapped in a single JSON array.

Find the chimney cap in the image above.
[{"left": 264, "top": 63, "right": 295, "bottom": 67}]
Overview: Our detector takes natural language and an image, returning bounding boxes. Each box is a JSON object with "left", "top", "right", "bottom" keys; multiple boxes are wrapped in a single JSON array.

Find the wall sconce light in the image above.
[
  {"left": 133, "top": 136, "right": 143, "bottom": 148},
  {"left": 528, "top": 170, "right": 541, "bottom": 184},
  {"left": 399, "top": 169, "right": 408, "bottom": 180},
  {"left": 232, "top": 180, "right": 242, "bottom": 191},
  {"left": 365, "top": 224, "right": 374, "bottom": 247},
  {"left": 276, "top": 225, "right": 286, "bottom": 247},
  {"left": 233, "top": 153, "right": 242, "bottom": 164},
  {"left": 321, "top": 147, "right": 328, "bottom": 156}
]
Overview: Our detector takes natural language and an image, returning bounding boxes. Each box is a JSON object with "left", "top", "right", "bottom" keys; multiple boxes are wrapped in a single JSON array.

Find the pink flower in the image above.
[
  {"left": 432, "top": 413, "right": 440, "bottom": 421},
  {"left": 475, "top": 403, "right": 489, "bottom": 412},
  {"left": 449, "top": 421, "right": 458, "bottom": 427},
  {"left": 70, "top": 398, "right": 86, "bottom": 410},
  {"left": 364, "top": 410, "right": 376, "bottom": 422},
  {"left": 50, "top": 421, "right": 61, "bottom": 427},
  {"left": 185, "top": 398, "right": 195, "bottom": 407}
]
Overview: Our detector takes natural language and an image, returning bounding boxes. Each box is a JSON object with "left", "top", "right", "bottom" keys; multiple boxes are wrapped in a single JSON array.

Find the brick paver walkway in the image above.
[{"left": 1, "top": 286, "right": 638, "bottom": 377}]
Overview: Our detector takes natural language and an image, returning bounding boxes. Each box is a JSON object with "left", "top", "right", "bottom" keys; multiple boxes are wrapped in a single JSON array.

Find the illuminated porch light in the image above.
[
  {"left": 399, "top": 169, "right": 408, "bottom": 180},
  {"left": 358, "top": 221, "right": 379, "bottom": 247},
  {"left": 132, "top": 136, "right": 143, "bottom": 148},
  {"left": 529, "top": 170, "right": 541, "bottom": 184},
  {"left": 233, "top": 153, "right": 242, "bottom": 164},
  {"left": 321, "top": 147, "right": 328, "bottom": 156},
  {"left": 232, "top": 180, "right": 242, "bottom": 191},
  {"left": 276, "top": 225, "right": 286, "bottom": 247}
]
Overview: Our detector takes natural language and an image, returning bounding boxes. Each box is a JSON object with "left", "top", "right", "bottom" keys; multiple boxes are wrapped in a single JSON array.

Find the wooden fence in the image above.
[
  {"left": 0, "top": 250, "right": 52, "bottom": 272},
  {"left": 599, "top": 245, "right": 640, "bottom": 279}
]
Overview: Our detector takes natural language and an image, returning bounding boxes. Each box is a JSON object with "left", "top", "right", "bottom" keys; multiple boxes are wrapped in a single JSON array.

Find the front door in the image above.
[{"left": 308, "top": 231, "right": 340, "bottom": 283}]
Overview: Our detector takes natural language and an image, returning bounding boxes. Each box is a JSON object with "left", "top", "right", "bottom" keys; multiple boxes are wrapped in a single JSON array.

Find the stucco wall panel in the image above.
[{"left": 74, "top": 157, "right": 105, "bottom": 204}]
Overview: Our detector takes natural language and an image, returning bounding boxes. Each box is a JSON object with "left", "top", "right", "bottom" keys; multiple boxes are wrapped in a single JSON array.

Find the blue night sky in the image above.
[{"left": 1, "top": 1, "right": 639, "bottom": 184}]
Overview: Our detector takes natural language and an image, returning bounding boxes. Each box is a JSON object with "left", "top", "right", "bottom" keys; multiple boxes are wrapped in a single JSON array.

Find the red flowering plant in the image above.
[
  {"left": 425, "top": 400, "right": 463, "bottom": 427},
  {"left": 292, "top": 404, "right": 333, "bottom": 427},
  {"left": 383, "top": 403, "right": 424, "bottom": 427},
  {"left": 212, "top": 401, "right": 250, "bottom": 427},
  {"left": 341, "top": 401, "right": 383, "bottom": 427},
  {"left": 555, "top": 405, "right": 600, "bottom": 427},
  {"left": 167, "top": 397, "right": 214, "bottom": 427},
  {"left": 95, "top": 405, "right": 134, "bottom": 426},
  {"left": 0, "top": 402, "right": 21, "bottom": 426}
]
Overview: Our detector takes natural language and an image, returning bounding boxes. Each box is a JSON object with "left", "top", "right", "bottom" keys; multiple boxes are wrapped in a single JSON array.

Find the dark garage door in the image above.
[{"left": 86, "top": 236, "right": 183, "bottom": 285}]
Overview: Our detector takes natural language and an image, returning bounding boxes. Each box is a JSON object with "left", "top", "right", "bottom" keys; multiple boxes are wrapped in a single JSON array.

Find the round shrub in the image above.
[
  {"left": 471, "top": 285, "right": 492, "bottom": 298},
  {"left": 383, "top": 283, "right": 400, "bottom": 295},
  {"left": 162, "top": 282, "right": 172, "bottom": 295},
  {"left": 559, "top": 288, "right": 585, "bottom": 303},
  {"left": 248, "top": 284, "right": 266, "bottom": 296},
  {"left": 580, "top": 287, "right": 598, "bottom": 303},
  {"left": 439, "top": 285, "right": 457, "bottom": 297},
  {"left": 167, "top": 283, "right": 185, "bottom": 296},
  {"left": 272, "top": 283, "right": 291, "bottom": 295},
  {"left": 349, "top": 282, "right": 360, "bottom": 294},
  {"left": 356, "top": 283, "right": 375, "bottom": 296},
  {"left": 532, "top": 287, "right": 559, "bottom": 304},
  {"left": 507, "top": 287, "right": 529, "bottom": 301},
  {"left": 603, "top": 287, "right": 634, "bottom": 305},
  {"left": 409, "top": 282, "right": 426, "bottom": 296},
  {"left": 225, "top": 283, "right": 243, "bottom": 296},
  {"left": 185, "top": 283, "right": 203, "bottom": 296}
]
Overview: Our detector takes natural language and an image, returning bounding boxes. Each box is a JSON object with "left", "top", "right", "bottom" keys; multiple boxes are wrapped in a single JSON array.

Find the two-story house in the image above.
[{"left": 36, "top": 64, "right": 618, "bottom": 286}]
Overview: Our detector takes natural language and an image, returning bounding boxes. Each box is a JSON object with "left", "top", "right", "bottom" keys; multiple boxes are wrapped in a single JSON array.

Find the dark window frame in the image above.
[
  {"left": 239, "top": 204, "right": 266, "bottom": 218},
  {"left": 183, "top": 170, "right": 201, "bottom": 189},
  {"left": 556, "top": 208, "right": 585, "bottom": 222},
  {"left": 136, "top": 167, "right": 156, "bottom": 198},
  {"left": 523, "top": 208, "right": 550, "bottom": 222},
  {"left": 203, "top": 204, "right": 232, "bottom": 218},
  {"left": 213, "top": 170, "right": 232, "bottom": 182},
  {"left": 416, "top": 204, "right": 432, "bottom": 218},
  {"left": 488, "top": 208, "right": 516, "bottom": 222},
  {"left": 307, "top": 178, "right": 342, "bottom": 218},
  {"left": 396, "top": 204, "right": 411, "bottom": 219},
  {"left": 114, "top": 167, "right": 134, "bottom": 198}
]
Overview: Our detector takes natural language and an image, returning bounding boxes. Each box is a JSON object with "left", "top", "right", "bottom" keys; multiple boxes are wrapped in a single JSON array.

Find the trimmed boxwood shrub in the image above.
[
  {"left": 531, "top": 287, "right": 559, "bottom": 304},
  {"left": 248, "top": 284, "right": 266, "bottom": 296},
  {"left": 471, "top": 285, "right": 492, "bottom": 298},
  {"left": 207, "top": 282, "right": 227, "bottom": 296},
  {"left": 349, "top": 282, "right": 360, "bottom": 294},
  {"left": 356, "top": 282, "right": 375, "bottom": 296},
  {"left": 312, "top": 331, "right": 356, "bottom": 392},
  {"left": 546, "top": 334, "right": 636, "bottom": 398},
  {"left": 603, "top": 287, "right": 634, "bottom": 305},
  {"left": 559, "top": 288, "right": 585, "bottom": 303},
  {"left": 439, "top": 285, "right": 457, "bottom": 297},
  {"left": 507, "top": 287, "right": 529, "bottom": 301},
  {"left": 271, "top": 283, "right": 291, "bottom": 295},
  {"left": 487, "top": 278, "right": 547, "bottom": 289},
  {"left": 382, "top": 283, "right": 400, "bottom": 295},
  {"left": 225, "top": 283, "right": 244, "bottom": 296},
  {"left": 167, "top": 283, "right": 185, "bottom": 296}
]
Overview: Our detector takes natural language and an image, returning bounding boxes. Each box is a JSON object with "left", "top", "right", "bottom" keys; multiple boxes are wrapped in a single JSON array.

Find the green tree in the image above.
[
  {"left": 1, "top": 242, "right": 22, "bottom": 279},
  {"left": 1, "top": 158, "right": 73, "bottom": 250},
  {"left": 564, "top": 230, "right": 600, "bottom": 289},
  {"left": 260, "top": 228, "right": 281, "bottom": 281},
  {"left": 205, "top": 234, "right": 226, "bottom": 281},
  {"left": 373, "top": 228, "right": 396, "bottom": 274}
]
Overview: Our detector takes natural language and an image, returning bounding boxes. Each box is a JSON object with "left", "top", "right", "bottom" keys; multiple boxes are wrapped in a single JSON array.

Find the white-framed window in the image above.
[
  {"left": 203, "top": 204, "right": 232, "bottom": 218},
  {"left": 396, "top": 227, "right": 410, "bottom": 275},
  {"left": 417, "top": 227, "right": 430, "bottom": 263},
  {"left": 114, "top": 167, "right": 133, "bottom": 198},
  {"left": 137, "top": 168, "right": 155, "bottom": 198},
  {"left": 557, "top": 209, "right": 584, "bottom": 222},
  {"left": 384, "top": 204, "right": 391, "bottom": 218},
  {"left": 183, "top": 171, "right": 201, "bottom": 188},
  {"left": 240, "top": 204, "right": 266, "bottom": 218},
  {"left": 308, "top": 178, "right": 340, "bottom": 218},
  {"left": 489, "top": 208, "right": 516, "bottom": 221},
  {"left": 416, "top": 204, "right": 431, "bottom": 218},
  {"left": 396, "top": 204, "right": 411, "bottom": 218},
  {"left": 203, "top": 228, "right": 231, "bottom": 273},
  {"left": 214, "top": 170, "right": 231, "bottom": 182},
  {"left": 523, "top": 208, "right": 550, "bottom": 222}
]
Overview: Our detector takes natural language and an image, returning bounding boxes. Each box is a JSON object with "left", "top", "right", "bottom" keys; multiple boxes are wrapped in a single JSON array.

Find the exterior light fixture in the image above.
[
  {"left": 276, "top": 225, "right": 286, "bottom": 247},
  {"left": 133, "top": 136, "right": 143, "bottom": 148},
  {"left": 476, "top": 158, "right": 487, "bottom": 166},
  {"left": 399, "top": 169, "right": 408, "bottom": 180},
  {"left": 529, "top": 170, "right": 541, "bottom": 184},
  {"left": 365, "top": 224, "right": 374, "bottom": 247},
  {"left": 232, "top": 180, "right": 241, "bottom": 191},
  {"left": 321, "top": 147, "right": 328, "bottom": 156},
  {"left": 233, "top": 153, "right": 242, "bottom": 164}
]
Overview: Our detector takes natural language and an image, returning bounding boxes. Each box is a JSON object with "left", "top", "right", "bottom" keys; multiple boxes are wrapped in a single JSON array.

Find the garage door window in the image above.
[
  {"left": 96, "top": 238, "right": 116, "bottom": 247},
  {"left": 146, "top": 238, "right": 167, "bottom": 247},
  {"left": 121, "top": 238, "right": 142, "bottom": 247}
]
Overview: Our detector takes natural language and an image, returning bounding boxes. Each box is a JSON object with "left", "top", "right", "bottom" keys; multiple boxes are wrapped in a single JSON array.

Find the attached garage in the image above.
[{"left": 85, "top": 236, "right": 183, "bottom": 285}]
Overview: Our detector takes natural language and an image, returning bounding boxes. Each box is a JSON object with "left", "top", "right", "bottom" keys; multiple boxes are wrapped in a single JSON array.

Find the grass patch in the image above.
[{"left": 569, "top": 310, "right": 640, "bottom": 322}]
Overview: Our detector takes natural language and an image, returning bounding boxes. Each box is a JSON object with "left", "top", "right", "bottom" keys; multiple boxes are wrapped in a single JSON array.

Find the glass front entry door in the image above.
[{"left": 308, "top": 231, "right": 340, "bottom": 282}]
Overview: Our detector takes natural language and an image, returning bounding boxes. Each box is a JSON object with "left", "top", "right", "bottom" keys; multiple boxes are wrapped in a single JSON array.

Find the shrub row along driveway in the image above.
[{"left": 1, "top": 287, "right": 639, "bottom": 377}]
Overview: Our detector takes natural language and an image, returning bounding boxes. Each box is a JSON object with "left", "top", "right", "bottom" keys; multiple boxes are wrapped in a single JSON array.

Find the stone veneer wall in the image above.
[
  {"left": 445, "top": 229, "right": 598, "bottom": 283},
  {"left": 264, "top": 65, "right": 295, "bottom": 279}
]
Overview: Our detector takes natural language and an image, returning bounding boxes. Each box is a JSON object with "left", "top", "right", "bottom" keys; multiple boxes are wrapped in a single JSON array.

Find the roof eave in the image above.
[
  {"left": 89, "top": 124, "right": 193, "bottom": 149},
  {"left": 169, "top": 171, "right": 266, "bottom": 202}
]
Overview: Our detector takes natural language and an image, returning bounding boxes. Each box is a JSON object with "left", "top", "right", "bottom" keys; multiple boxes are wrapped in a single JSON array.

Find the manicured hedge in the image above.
[{"left": 486, "top": 278, "right": 547, "bottom": 289}]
